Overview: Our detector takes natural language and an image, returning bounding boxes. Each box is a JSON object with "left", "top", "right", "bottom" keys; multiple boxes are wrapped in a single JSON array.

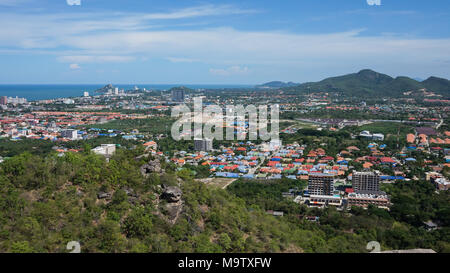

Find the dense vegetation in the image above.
[
  {"left": 0, "top": 139, "right": 55, "bottom": 157},
  {"left": 0, "top": 149, "right": 350, "bottom": 253},
  {"left": 228, "top": 178, "right": 307, "bottom": 214},
  {"left": 0, "top": 136, "right": 141, "bottom": 158}
]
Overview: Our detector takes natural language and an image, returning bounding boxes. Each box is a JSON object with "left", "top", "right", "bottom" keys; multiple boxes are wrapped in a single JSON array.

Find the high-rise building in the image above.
[
  {"left": 172, "top": 89, "right": 185, "bottom": 102},
  {"left": 308, "top": 174, "right": 335, "bottom": 196},
  {"left": 83, "top": 91, "right": 89, "bottom": 97},
  {"left": 194, "top": 138, "right": 213, "bottom": 152},
  {"left": 61, "top": 129, "right": 78, "bottom": 140},
  {"left": 7, "top": 96, "right": 27, "bottom": 104},
  {"left": 0, "top": 96, "right": 7, "bottom": 105},
  {"left": 352, "top": 171, "right": 380, "bottom": 193}
]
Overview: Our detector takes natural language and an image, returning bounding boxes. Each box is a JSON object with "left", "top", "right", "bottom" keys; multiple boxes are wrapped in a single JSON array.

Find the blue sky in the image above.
[{"left": 0, "top": 0, "right": 449, "bottom": 84}]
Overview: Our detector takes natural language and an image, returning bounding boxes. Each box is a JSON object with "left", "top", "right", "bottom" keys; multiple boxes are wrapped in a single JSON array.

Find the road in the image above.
[
  {"left": 248, "top": 156, "right": 266, "bottom": 175},
  {"left": 436, "top": 116, "right": 444, "bottom": 129}
]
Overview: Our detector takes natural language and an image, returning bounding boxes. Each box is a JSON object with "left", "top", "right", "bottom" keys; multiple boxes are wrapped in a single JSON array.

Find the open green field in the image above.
[
  {"left": 83, "top": 117, "right": 174, "bottom": 134},
  {"left": 358, "top": 122, "right": 414, "bottom": 137}
]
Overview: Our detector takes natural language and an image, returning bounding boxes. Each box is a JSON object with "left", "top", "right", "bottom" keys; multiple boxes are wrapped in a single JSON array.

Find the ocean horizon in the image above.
[{"left": 0, "top": 84, "right": 254, "bottom": 101}]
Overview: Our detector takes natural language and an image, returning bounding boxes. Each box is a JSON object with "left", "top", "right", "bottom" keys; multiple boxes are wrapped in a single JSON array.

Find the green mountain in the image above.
[
  {"left": 168, "top": 86, "right": 195, "bottom": 94},
  {"left": 422, "top": 76, "right": 450, "bottom": 94},
  {"left": 256, "top": 81, "right": 300, "bottom": 89},
  {"left": 285, "top": 69, "right": 450, "bottom": 97}
]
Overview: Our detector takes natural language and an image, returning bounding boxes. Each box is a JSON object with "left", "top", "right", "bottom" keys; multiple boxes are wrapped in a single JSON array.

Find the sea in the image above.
[{"left": 0, "top": 84, "right": 253, "bottom": 101}]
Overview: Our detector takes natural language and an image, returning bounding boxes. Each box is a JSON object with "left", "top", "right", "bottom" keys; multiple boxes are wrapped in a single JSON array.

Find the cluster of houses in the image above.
[
  {"left": 407, "top": 130, "right": 450, "bottom": 147},
  {"left": 171, "top": 141, "right": 265, "bottom": 179},
  {"left": 165, "top": 127, "right": 449, "bottom": 211},
  {"left": 0, "top": 111, "right": 150, "bottom": 141}
]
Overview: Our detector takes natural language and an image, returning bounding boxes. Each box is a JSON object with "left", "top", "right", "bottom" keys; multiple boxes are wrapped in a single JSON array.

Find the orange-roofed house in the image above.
[
  {"left": 406, "top": 134, "right": 415, "bottom": 144},
  {"left": 418, "top": 134, "right": 428, "bottom": 143},
  {"left": 347, "top": 146, "right": 360, "bottom": 152},
  {"left": 143, "top": 141, "right": 157, "bottom": 150},
  {"left": 177, "top": 159, "right": 185, "bottom": 165}
]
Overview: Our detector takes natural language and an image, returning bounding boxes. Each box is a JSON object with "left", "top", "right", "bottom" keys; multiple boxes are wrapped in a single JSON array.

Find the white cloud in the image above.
[
  {"left": 367, "top": 0, "right": 381, "bottom": 6},
  {"left": 67, "top": 0, "right": 81, "bottom": 6},
  {"left": 52, "top": 28, "right": 450, "bottom": 69},
  {"left": 166, "top": 57, "right": 199, "bottom": 63},
  {"left": 210, "top": 66, "right": 249, "bottom": 76},
  {"left": 69, "top": 63, "right": 81, "bottom": 69},
  {"left": 59, "top": 55, "right": 135, "bottom": 63},
  {"left": 142, "top": 5, "right": 258, "bottom": 20},
  {"left": 0, "top": 6, "right": 449, "bottom": 79}
]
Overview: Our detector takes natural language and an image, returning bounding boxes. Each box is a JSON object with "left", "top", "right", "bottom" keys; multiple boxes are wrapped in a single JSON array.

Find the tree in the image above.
[
  {"left": 95, "top": 220, "right": 126, "bottom": 253},
  {"left": 123, "top": 207, "right": 153, "bottom": 239},
  {"left": 10, "top": 241, "right": 34, "bottom": 253},
  {"left": 218, "top": 233, "right": 232, "bottom": 251}
]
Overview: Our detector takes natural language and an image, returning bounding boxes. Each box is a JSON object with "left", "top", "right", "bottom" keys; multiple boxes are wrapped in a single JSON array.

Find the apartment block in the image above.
[
  {"left": 194, "top": 138, "right": 213, "bottom": 152},
  {"left": 308, "top": 173, "right": 335, "bottom": 196},
  {"left": 352, "top": 171, "right": 380, "bottom": 193}
]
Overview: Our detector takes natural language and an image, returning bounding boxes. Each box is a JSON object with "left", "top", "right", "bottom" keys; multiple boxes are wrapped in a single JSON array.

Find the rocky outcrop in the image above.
[
  {"left": 140, "top": 158, "right": 163, "bottom": 177},
  {"left": 97, "top": 192, "right": 112, "bottom": 199},
  {"left": 159, "top": 185, "right": 183, "bottom": 224},
  {"left": 123, "top": 187, "right": 138, "bottom": 198},
  {"left": 163, "top": 202, "right": 184, "bottom": 224},
  {"left": 161, "top": 186, "right": 182, "bottom": 203}
]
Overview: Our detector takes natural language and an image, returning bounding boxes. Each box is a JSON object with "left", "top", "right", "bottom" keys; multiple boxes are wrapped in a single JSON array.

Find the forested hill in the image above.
[
  {"left": 256, "top": 81, "right": 300, "bottom": 89},
  {"left": 283, "top": 69, "right": 450, "bottom": 97}
]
